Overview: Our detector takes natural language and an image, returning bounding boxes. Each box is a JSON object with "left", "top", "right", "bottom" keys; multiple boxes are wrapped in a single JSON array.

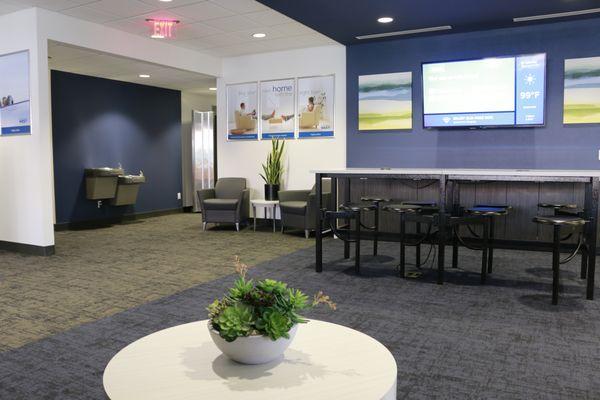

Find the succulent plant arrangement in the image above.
[{"left": 208, "top": 257, "right": 336, "bottom": 342}]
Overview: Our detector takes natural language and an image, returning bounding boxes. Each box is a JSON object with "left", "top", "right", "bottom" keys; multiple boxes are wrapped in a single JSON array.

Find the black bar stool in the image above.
[
  {"left": 401, "top": 201, "right": 438, "bottom": 267},
  {"left": 382, "top": 203, "right": 423, "bottom": 277},
  {"left": 383, "top": 203, "right": 491, "bottom": 283},
  {"left": 324, "top": 209, "right": 362, "bottom": 274},
  {"left": 360, "top": 197, "right": 390, "bottom": 256},
  {"left": 339, "top": 201, "right": 379, "bottom": 258},
  {"left": 464, "top": 205, "right": 511, "bottom": 273},
  {"left": 532, "top": 214, "right": 587, "bottom": 305},
  {"left": 538, "top": 202, "right": 588, "bottom": 279}
]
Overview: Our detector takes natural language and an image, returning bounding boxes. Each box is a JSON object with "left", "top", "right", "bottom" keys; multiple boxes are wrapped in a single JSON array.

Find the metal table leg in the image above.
[
  {"left": 272, "top": 204, "right": 276, "bottom": 233},
  {"left": 585, "top": 178, "right": 598, "bottom": 300},
  {"left": 437, "top": 175, "right": 448, "bottom": 285},
  {"left": 253, "top": 205, "right": 256, "bottom": 231},
  {"left": 316, "top": 173, "right": 323, "bottom": 273}
]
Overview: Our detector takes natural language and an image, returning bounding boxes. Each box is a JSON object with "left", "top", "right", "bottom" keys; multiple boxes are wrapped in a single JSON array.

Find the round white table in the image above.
[
  {"left": 103, "top": 319, "right": 397, "bottom": 400},
  {"left": 251, "top": 199, "right": 279, "bottom": 232}
]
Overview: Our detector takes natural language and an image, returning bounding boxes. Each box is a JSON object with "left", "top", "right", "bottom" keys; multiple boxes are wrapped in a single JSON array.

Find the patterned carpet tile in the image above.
[
  {"left": 1, "top": 219, "right": 600, "bottom": 398},
  {"left": 0, "top": 214, "right": 312, "bottom": 351}
]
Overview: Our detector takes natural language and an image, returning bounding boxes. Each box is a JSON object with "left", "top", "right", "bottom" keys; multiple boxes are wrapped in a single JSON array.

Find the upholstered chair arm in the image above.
[
  {"left": 237, "top": 189, "right": 250, "bottom": 221},
  {"left": 278, "top": 190, "right": 311, "bottom": 203},
  {"left": 197, "top": 189, "right": 215, "bottom": 214},
  {"left": 307, "top": 191, "right": 332, "bottom": 223}
]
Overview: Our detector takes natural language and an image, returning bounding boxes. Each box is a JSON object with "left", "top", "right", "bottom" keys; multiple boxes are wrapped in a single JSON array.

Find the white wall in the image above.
[
  {"left": 0, "top": 9, "right": 54, "bottom": 247},
  {"left": 217, "top": 45, "right": 346, "bottom": 208},
  {"left": 0, "top": 7, "right": 224, "bottom": 249}
]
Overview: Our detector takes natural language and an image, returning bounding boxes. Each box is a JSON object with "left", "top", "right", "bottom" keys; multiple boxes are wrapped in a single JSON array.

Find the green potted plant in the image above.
[
  {"left": 207, "top": 256, "right": 336, "bottom": 364},
  {"left": 260, "top": 139, "right": 285, "bottom": 200}
]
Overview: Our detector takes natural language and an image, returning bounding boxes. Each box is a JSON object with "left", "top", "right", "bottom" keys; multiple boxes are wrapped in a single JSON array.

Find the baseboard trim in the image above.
[
  {"left": 0, "top": 241, "right": 55, "bottom": 256},
  {"left": 54, "top": 208, "right": 184, "bottom": 231}
]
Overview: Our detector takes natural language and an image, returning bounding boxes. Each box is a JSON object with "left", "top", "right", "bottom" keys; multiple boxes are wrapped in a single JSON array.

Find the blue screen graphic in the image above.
[{"left": 422, "top": 54, "right": 546, "bottom": 128}]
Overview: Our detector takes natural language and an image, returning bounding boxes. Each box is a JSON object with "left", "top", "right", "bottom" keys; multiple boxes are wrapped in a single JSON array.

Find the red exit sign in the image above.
[{"left": 146, "top": 19, "right": 180, "bottom": 39}]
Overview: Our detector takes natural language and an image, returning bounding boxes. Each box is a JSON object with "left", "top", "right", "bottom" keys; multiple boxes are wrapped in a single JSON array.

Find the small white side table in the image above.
[
  {"left": 103, "top": 319, "right": 397, "bottom": 400},
  {"left": 251, "top": 199, "right": 279, "bottom": 232}
]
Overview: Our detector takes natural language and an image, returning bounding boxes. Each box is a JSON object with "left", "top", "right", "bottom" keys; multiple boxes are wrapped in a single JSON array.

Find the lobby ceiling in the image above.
[
  {"left": 256, "top": 0, "right": 600, "bottom": 44},
  {"left": 48, "top": 41, "right": 216, "bottom": 94},
  {"left": 0, "top": 0, "right": 336, "bottom": 57}
]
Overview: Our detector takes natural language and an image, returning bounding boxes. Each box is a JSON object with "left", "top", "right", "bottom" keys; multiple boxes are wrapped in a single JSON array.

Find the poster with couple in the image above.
[
  {"left": 0, "top": 50, "right": 31, "bottom": 136},
  {"left": 226, "top": 82, "right": 259, "bottom": 141},
  {"left": 297, "top": 75, "right": 334, "bottom": 138},
  {"left": 259, "top": 78, "right": 295, "bottom": 140}
]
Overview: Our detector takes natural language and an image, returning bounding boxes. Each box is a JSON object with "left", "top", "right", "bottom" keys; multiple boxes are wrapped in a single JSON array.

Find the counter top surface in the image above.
[{"left": 311, "top": 168, "right": 600, "bottom": 177}]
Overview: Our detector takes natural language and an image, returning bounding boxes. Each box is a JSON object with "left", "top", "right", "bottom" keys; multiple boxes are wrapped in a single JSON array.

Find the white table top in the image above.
[
  {"left": 311, "top": 167, "right": 600, "bottom": 178},
  {"left": 103, "top": 319, "right": 397, "bottom": 400},
  {"left": 251, "top": 199, "right": 280, "bottom": 205}
]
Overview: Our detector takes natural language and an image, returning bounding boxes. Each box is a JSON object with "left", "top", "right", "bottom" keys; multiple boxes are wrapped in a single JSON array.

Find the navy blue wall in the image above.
[
  {"left": 347, "top": 19, "right": 600, "bottom": 169},
  {"left": 51, "top": 71, "right": 182, "bottom": 224}
]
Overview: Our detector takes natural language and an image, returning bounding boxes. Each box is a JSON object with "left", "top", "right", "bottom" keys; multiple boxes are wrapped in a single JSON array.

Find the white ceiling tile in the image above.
[
  {"left": 105, "top": 18, "right": 149, "bottom": 35},
  {"left": 3, "top": 0, "right": 98, "bottom": 11},
  {"left": 230, "top": 25, "right": 287, "bottom": 42},
  {"left": 209, "top": 0, "right": 267, "bottom": 14},
  {"left": 271, "top": 22, "right": 314, "bottom": 36},
  {"left": 138, "top": 0, "right": 202, "bottom": 6},
  {"left": 175, "top": 38, "right": 216, "bottom": 51},
  {"left": 244, "top": 9, "right": 293, "bottom": 26},
  {"left": 85, "top": 0, "right": 158, "bottom": 18},
  {"left": 0, "top": 2, "right": 27, "bottom": 15},
  {"left": 208, "top": 41, "right": 268, "bottom": 57},
  {"left": 202, "top": 14, "right": 261, "bottom": 32},
  {"left": 193, "top": 32, "right": 246, "bottom": 47},
  {"left": 173, "top": 21, "right": 222, "bottom": 40},
  {"left": 137, "top": 8, "right": 193, "bottom": 23},
  {"left": 169, "top": 1, "right": 234, "bottom": 22},
  {"left": 61, "top": 5, "right": 121, "bottom": 23}
]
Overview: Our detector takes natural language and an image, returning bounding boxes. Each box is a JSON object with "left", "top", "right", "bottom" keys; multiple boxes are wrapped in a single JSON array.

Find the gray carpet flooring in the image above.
[{"left": 1, "top": 239, "right": 599, "bottom": 399}]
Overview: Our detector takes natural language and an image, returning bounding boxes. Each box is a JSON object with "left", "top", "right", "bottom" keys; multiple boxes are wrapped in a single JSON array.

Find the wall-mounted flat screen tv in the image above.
[{"left": 422, "top": 53, "right": 546, "bottom": 128}]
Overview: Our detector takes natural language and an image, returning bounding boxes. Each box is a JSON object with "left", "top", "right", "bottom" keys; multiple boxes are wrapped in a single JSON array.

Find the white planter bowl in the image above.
[{"left": 208, "top": 323, "right": 298, "bottom": 365}]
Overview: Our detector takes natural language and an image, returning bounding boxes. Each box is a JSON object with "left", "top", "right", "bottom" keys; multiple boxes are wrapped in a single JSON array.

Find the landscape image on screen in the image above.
[
  {"left": 358, "top": 72, "right": 412, "bottom": 130},
  {"left": 564, "top": 56, "right": 600, "bottom": 124},
  {"left": 422, "top": 54, "right": 546, "bottom": 128}
]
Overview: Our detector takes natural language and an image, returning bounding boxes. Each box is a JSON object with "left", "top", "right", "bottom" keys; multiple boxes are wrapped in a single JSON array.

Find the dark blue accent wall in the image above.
[
  {"left": 51, "top": 70, "right": 182, "bottom": 224},
  {"left": 347, "top": 19, "right": 600, "bottom": 169}
]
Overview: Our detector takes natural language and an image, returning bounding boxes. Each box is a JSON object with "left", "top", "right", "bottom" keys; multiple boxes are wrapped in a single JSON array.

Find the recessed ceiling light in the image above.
[
  {"left": 209, "top": 87, "right": 217, "bottom": 91},
  {"left": 139, "top": 74, "right": 151, "bottom": 78},
  {"left": 377, "top": 17, "right": 394, "bottom": 23},
  {"left": 513, "top": 8, "right": 600, "bottom": 22},
  {"left": 356, "top": 25, "right": 452, "bottom": 40},
  {"left": 151, "top": 34, "right": 164, "bottom": 39},
  {"left": 159, "top": 0, "right": 173, "bottom": 2},
  {"left": 252, "top": 33, "right": 266, "bottom": 38}
]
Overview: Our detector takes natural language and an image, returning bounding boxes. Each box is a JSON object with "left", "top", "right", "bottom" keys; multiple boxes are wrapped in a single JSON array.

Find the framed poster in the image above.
[
  {"left": 297, "top": 75, "right": 334, "bottom": 138},
  {"left": 0, "top": 50, "right": 31, "bottom": 136},
  {"left": 359, "top": 72, "right": 412, "bottom": 131},
  {"left": 564, "top": 56, "right": 600, "bottom": 125},
  {"left": 260, "top": 78, "right": 295, "bottom": 139},
  {"left": 227, "top": 82, "right": 258, "bottom": 140}
]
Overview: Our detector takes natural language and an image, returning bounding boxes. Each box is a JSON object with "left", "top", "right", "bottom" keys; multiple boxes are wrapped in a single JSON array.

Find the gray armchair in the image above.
[
  {"left": 279, "top": 179, "right": 332, "bottom": 238},
  {"left": 197, "top": 177, "right": 249, "bottom": 231}
]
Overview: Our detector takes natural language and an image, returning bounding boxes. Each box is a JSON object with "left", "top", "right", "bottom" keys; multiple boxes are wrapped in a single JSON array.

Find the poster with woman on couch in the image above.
[
  {"left": 297, "top": 75, "right": 334, "bottom": 138},
  {"left": 227, "top": 82, "right": 258, "bottom": 141},
  {"left": 0, "top": 50, "right": 31, "bottom": 136}
]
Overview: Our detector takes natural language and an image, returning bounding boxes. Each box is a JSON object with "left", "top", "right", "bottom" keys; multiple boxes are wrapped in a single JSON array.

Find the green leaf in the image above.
[{"left": 214, "top": 303, "right": 255, "bottom": 342}]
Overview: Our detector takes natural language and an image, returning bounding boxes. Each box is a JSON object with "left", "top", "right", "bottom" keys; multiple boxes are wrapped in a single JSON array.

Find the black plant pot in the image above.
[{"left": 264, "top": 184, "right": 280, "bottom": 200}]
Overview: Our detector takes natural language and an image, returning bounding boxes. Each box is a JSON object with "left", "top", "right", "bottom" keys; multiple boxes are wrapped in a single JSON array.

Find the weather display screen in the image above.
[{"left": 422, "top": 53, "right": 546, "bottom": 128}]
